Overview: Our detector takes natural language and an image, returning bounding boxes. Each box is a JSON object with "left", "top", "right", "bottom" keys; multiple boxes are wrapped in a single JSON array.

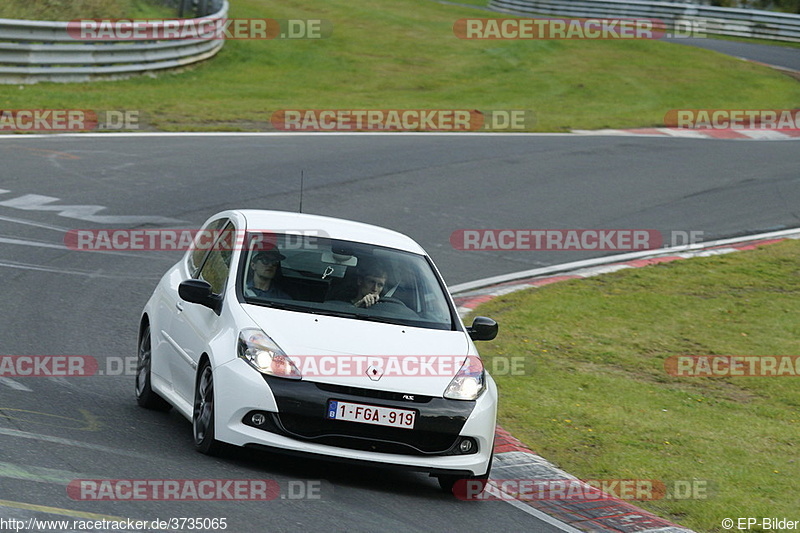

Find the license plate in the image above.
[{"left": 327, "top": 400, "right": 416, "bottom": 430}]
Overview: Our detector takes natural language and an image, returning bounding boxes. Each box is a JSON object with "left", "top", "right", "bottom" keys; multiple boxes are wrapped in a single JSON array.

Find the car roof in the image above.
[{"left": 229, "top": 210, "right": 427, "bottom": 255}]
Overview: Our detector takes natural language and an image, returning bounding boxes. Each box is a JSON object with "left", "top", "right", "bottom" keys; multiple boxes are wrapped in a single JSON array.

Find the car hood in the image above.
[{"left": 241, "top": 304, "right": 473, "bottom": 395}]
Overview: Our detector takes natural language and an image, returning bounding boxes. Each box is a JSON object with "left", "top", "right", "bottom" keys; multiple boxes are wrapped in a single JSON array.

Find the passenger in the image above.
[{"left": 247, "top": 250, "right": 292, "bottom": 299}]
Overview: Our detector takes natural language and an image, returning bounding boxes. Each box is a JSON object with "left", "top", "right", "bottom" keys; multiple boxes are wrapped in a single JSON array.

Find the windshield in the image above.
[{"left": 239, "top": 232, "right": 457, "bottom": 331}]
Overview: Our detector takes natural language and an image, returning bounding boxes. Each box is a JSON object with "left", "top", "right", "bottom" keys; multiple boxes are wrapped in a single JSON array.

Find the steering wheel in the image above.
[{"left": 375, "top": 297, "right": 408, "bottom": 307}]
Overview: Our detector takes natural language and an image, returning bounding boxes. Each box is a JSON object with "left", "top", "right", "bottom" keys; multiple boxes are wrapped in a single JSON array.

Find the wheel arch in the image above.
[
  {"left": 195, "top": 352, "right": 212, "bottom": 385},
  {"left": 138, "top": 314, "right": 150, "bottom": 341}
]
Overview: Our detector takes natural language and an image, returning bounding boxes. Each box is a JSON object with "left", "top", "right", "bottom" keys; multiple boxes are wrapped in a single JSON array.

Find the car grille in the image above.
[
  {"left": 248, "top": 377, "right": 477, "bottom": 456},
  {"left": 314, "top": 382, "right": 432, "bottom": 403}
]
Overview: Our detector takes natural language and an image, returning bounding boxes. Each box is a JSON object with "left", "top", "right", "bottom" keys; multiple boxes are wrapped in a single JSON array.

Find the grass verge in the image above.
[
  {"left": 468, "top": 239, "right": 800, "bottom": 532},
  {"left": 0, "top": 0, "right": 797, "bottom": 131},
  {"left": 0, "top": 0, "right": 174, "bottom": 20}
]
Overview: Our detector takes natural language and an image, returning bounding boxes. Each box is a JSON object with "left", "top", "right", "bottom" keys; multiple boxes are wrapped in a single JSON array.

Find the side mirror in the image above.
[
  {"left": 467, "top": 316, "right": 498, "bottom": 341},
  {"left": 179, "top": 279, "right": 222, "bottom": 314}
]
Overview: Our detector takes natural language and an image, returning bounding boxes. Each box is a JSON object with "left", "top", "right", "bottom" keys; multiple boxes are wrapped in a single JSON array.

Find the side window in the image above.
[
  {"left": 197, "top": 222, "right": 235, "bottom": 295},
  {"left": 188, "top": 218, "right": 229, "bottom": 275}
]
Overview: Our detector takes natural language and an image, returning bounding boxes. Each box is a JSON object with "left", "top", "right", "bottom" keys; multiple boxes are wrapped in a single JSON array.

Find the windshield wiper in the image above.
[
  {"left": 355, "top": 315, "right": 402, "bottom": 324},
  {"left": 246, "top": 300, "right": 418, "bottom": 326},
  {"left": 319, "top": 308, "right": 403, "bottom": 324},
  {"left": 247, "top": 299, "right": 324, "bottom": 314}
]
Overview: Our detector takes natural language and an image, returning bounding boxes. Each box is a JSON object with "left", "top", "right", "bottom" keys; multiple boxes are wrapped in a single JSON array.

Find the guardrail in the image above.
[
  {"left": 489, "top": 0, "right": 800, "bottom": 42},
  {"left": 0, "top": 0, "right": 229, "bottom": 84},
  {"left": 179, "top": 0, "right": 226, "bottom": 18}
]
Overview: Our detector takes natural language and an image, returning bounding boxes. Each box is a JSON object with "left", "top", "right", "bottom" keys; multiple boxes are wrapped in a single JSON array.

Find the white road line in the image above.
[
  {"left": 0, "top": 377, "right": 33, "bottom": 391},
  {"left": 657, "top": 128, "right": 709, "bottom": 138},
  {"left": 0, "top": 235, "right": 171, "bottom": 259},
  {"left": 0, "top": 461, "right": 85, "bottom": 485},
  {"left": 739, "top": 129, "right": 791, "bottom": 140},
  {"left": 0, "top": 427, "right": 151, "bottom": 459},
  {"left": 1, "top": 131, "right": 797, "bottom": 140},
  {"left": 484, "top": 482, "right": 585, "bottom": 533},
  {"left": 0, "top": 214, "right": 71, "bottom": 232},
  {"left": 0, "top": 192, "right": 184, "bottom": 225},
  {"left": 0, "top": 259, "right": 162, "bottom": 279},
  {"left": 0, "top": 132, "right": 576, "bottom": 138},
  {"left": 449, "top": 227, "right": 800, "bottom": 294},
  {"left": 571, "top": 128, "right": 639, "bottom": 136},
  {"left": 0, "top": 236, "right": 67, "bottom": 250}
]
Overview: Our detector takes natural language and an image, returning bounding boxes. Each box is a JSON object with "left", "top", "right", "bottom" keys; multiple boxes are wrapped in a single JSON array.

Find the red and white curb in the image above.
[
  {"left": 572, "top": 127, "right": 800, "bottom": 140},
  {"left": 450, "top": 228, "right": 800, "bottom": 308},
  {"left": 3, "top": 130, "right": 799, "bottom": 140},
  {"left": 452, "top": 228, "right": 800, "bottom": 533}
]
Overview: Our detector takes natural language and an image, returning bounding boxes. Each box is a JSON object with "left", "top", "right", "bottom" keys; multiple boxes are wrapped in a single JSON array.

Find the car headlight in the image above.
[
  {"left": 238, "top": 329, "right": 301, "bottom": 380},
  {"left": 443, "top": 355, "right": 485, "bottom": 400}
]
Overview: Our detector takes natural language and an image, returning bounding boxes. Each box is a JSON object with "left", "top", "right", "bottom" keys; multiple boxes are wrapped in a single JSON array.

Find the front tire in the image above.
[
  {"left": 135, "top": 325, "right": 172, "bottom": 411},
  {"left": 193, "top": 360, "right": 224, "bottom": 456}
]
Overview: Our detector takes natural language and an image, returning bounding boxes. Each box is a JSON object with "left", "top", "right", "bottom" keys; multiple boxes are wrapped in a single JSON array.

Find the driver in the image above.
[
  {"left": 247, "top": 250, "right": 292, "bottom": 299},
  {"left": 352, "top": 261, "right": 389, "bottom": 308}
]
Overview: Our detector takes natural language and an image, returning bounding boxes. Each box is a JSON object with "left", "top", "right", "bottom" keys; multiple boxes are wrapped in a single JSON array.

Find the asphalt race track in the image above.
[
  {"left": 475, "top": 0, "right": 800, "bottom": 72},
  {"left": 0, "top": 133, "right": 798, "bottom": 532},
  {"left": 664, "top": 37, "right": 800, "bottom": 72}
]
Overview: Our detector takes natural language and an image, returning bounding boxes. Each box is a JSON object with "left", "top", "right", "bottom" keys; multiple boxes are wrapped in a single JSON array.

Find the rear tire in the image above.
[{"left": 135, "top": 325, "right": 172, "bottom": 411}]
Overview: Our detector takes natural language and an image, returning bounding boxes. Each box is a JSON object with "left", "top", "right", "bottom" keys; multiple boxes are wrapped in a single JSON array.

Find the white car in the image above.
[{"left": 136, "top": 210, "right": 498, "bottom": 493}]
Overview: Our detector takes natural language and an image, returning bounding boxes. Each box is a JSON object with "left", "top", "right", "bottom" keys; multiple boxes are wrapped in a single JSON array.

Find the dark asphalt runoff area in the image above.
[
  {"left": 478, "top": 0, "right": 800, "bottom": 72},
  {"left": 664, "top": 37, "right": 800, "bottom": 72},
  {"left": 0, "top": 134, "right": 797, "bottom": 532}
]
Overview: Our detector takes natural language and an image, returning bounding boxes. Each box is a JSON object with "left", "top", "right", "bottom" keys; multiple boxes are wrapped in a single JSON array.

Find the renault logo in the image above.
[{"left": 366, "top": 365, "right": 383, "bottom": 381}]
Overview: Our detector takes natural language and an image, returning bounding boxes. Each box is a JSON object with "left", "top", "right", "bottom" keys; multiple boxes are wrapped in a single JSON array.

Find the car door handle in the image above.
[{"left": 175, "top": 301, "right": 184, "bottom": 312}]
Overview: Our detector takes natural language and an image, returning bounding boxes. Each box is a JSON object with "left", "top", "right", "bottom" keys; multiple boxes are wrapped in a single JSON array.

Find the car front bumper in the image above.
[{"left": 213, "top": 358, "right": 497, "bottom": 476}]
